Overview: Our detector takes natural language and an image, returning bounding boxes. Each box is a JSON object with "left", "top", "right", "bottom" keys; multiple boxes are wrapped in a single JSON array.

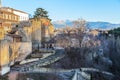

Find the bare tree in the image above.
[{"left": 73, "top": 18, "right": 87, "bottom": 33}]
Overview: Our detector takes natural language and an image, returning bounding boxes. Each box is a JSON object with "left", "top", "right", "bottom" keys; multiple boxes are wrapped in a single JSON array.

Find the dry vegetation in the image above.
[{"left": 50, "top": 19, "right": 120, "bottom": 80}]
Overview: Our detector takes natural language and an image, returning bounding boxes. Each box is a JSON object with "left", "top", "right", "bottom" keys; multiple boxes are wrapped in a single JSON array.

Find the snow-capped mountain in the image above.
[{"left": 53, "top": 20, "right": 120, "bottom": 29}]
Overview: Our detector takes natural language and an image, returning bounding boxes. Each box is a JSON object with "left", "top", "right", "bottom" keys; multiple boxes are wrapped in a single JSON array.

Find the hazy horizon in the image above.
[{"left": 52, "top": 19, "right": 120, "bottom": 24}]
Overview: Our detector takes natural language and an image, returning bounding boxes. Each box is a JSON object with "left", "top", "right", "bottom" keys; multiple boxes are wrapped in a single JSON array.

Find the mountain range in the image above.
[{"left": 52, "top": 20, "right": 120, "bottom": 30}]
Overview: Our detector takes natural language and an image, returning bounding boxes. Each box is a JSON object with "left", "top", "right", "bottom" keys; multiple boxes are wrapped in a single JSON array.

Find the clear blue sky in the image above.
[{"left": 2, "top": 0, "right": 120, "bottom": 23}]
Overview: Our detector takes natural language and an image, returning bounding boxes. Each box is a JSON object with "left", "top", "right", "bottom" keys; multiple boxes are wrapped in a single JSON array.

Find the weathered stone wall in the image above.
[
  {"left": 0, "top": 38, "right": 32, "bottom": 75},
  {"left": 9, "top": 42, "right": 32, "bottom": 63},
  {"left": 0, "top": 40, "right": 10, "bottom": 75},
  {"left": 21, "top": 19, "right": 55, "bottom": 49},
  {"left": 30, "top": 20, "right": 42, "bottom": 49},
  {"left": 31, "top": 20, "right": 41, "bottom": 41},
  {"left": 48, "top": 24, "right": 55, "bottom": 38},
  {"left": 0, "top": 27, "right": 5, "bottom": 40}
]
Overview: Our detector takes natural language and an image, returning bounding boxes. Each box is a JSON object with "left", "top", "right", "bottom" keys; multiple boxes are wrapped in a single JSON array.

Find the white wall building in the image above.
[
  {"left": 1, "top": 7, "right": 29, "bottom": 21},
  {"left": 13, "top": 10, "right": 29, "bottom": 21}
]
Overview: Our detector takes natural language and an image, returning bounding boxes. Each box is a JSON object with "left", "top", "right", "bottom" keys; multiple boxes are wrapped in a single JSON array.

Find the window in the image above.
[
  {"left": 3, "top": 14, "right": 6, "bottom": 19},
  {"left": 14, "top": 16, "right": 16, "bottom": 20},
  {"left": 9, "top": 15, "right": 11, "bottom": 20}
]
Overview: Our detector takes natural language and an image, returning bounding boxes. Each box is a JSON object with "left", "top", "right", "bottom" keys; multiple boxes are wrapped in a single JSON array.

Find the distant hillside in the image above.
[
  {"left": 53, "top": 20, "right": 120, "bottom": 29},
  {"left": 52, "top": 20, "right": 72, "bottom": 28},
  {"left": 88, "top": 22, "right": 120, "bottom": 29}
]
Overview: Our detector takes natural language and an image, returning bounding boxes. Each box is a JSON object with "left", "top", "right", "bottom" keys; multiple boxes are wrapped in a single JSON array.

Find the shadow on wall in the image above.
[{"left": 9, "top": 42, "right": 32, "bottom": 64}]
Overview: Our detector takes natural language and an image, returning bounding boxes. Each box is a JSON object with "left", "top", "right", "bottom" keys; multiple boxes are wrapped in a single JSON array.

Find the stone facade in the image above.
[
  {"left": 0, "top": 40, "right": 32, "bottom": 75},
  {"left": 29, "top": 18, "right": 54, "bottom": 49},
  {"left": 0, "top": 7, "right": 19, "bottom": 35},
  {"left": 9, "top": 42, "right": 32, "bottom": 63},
  {"left": 40, "top": 18, "right": 54, "bottom": 43},
  {"left": 0, "top": 7, "right": 54, "bottom": 75},
  {"left": 1, "top": 7, "right": 29, "bottom": 21},
  {"left": 0, "top": 40, "right": 10, "bottom": 75},
  {"left": 0, "top": 27, "right": 4, "bottom": 39}
]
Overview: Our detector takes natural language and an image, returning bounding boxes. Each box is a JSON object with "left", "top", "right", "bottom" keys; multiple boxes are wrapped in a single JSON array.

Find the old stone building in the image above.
[
  {"left": 40, "top": 18, "right": 54, "bottom": 43},
  {"left": 0, "top": 6, "right": 29, "bottom": 38},
  {"left": 28, "top": 18, "right": 54, "bottom": 49},
  {"left": 0, "top": 7, "right": 29, "bottom": 21},
  {"left": 0, "top": 6, "right": 31, "bottom": 75},
  {"left": 0, "top": 3, "right": 54, "bottom": 75},
  {"left": 0, "top": 7, "right": 19, "bottom": 35}
]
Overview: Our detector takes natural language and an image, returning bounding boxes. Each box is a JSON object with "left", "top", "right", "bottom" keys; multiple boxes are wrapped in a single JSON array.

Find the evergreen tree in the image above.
[{"left": 34, "top": 8, "right": 49, "bottom": 19}]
